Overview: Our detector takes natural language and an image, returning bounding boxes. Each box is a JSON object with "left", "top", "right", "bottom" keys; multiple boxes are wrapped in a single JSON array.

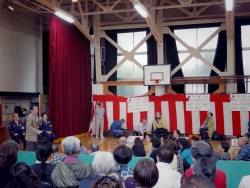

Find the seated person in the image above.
[
  {"left": 80, "top": 142, "right": 89, "bottom": 155},
  {"left": 199, "top": 112, "right": 214, "bottom": 140},
  {"left": 134, "top": 119, "right": 148, "bottom": 137},
  {"left": 90, "top": 175, "right": 121, "bottom": 188},
  {"left": 8, "top": 113, "right": 27, "bottom": 150},
  {"left": 90, "top": 142, "right": 100, "bottom": 155},
  {"left": 153, "top": 112, "right": 168, "bottom": 139},
  {"left": 193, "top": 157, "right": 216, "bottom": 182},
  {"left": 118, "top": 137, "right": 128, "bottom": 146},
  {"left": 39, "top": 113, "right": 55, "bottom": 143},
  {"left": 48, "top": 144, "right": 66, "bottom": 165},
  {"left": 132, "top": 144, "right": 146, "bottom": 157},
  {"left": 144, "top": 133, "right": 154, "bottom": 154},
  {"left": 218, "top": 141, "right": 231, "bottom": 160},
  {"left": 190, "top": 136, "right": 200, "bottom": 145},
  {"left": 150, "top": 138, "right": 161, "bottom": 163},
  {"left": 205, "top": 141, "right": 222, "bottom": 164},
  {"left": 110, "top": 119, "right": 125, "bottom": 138},
  {"left": 181, "top": 174, "right": 216, "bottom": 188},
  {"left": 232, "top": 137, "right": 250, "bottom": 161},
  {"left": 177, "top": 138, "right": 194, "bottom": 171},
  {"left": 173, "top": 129, "right": 181, "bottom": 142}
]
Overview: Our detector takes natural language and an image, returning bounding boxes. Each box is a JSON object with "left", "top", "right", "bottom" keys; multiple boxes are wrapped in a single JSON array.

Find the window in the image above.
[
  {"left": 116, "top": 31, "right": 148, "bottom": 97},
  {"left": 241, "top": 25, "right": 250, "bottom": 93},
  {"left": 174, "top": 27, "right": 219, "bottom": 93}
]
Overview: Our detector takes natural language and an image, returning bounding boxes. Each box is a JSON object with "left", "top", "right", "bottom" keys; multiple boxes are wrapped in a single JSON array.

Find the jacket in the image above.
[
  {"left": 8, "top": 120, "right": 25, "bottom": 135},
  {"left": 153, "top": 116, "right": 166, "bottom": 130},
  {"left": 202, "top": 118, "right": 214, "bottom": 137},
  {"left": 25, "top": 113, "right": 42, "bottom": 142},
  {"left": 39, "top": 120, "right": 53, "bottom": 132}
]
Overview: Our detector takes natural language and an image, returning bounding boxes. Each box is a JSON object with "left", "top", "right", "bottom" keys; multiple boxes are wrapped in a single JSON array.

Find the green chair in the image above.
[
  {"left": 78, "top": 154, "right": 95, "bottom": 165},
  {"left": 216, "top": 160, "right": 250, "bottom": 188},
  {"left": 127, "top": 157, "right": 154, "bottom": 169},
  {"left": 17, "top": 151, "right": 36, "bottom": 166}
]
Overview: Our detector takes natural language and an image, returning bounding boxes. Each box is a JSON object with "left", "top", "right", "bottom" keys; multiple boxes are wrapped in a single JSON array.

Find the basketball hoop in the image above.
[{"left": 150, "top": 79, "right": 160, "bottom": 84}]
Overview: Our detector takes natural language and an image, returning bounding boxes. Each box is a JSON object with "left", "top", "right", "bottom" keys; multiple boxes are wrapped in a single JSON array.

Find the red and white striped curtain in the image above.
[{"left": 91, "top": 94, "right": 250, "bottom": 136}]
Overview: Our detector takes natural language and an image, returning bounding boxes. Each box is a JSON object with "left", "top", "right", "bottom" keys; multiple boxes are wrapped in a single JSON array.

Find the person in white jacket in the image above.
[
  {"left": 153, "top": 145, "right": 181, "bottom": 188},
  {"left": 238, "top": 175, "right": 250, "bottom": 188}
]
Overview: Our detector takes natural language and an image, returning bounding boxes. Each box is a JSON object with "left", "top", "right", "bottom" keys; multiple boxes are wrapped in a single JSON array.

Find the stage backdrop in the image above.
[{"left": 92, "top": 94, "right": 250, "bottom": 136}]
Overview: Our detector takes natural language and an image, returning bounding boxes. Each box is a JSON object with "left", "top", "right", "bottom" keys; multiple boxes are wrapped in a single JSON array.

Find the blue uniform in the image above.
[
  {"left": 38, "top": 119, "right": 55, "bottom": 143},
  {"left": 8, "top": 120, "right": 27, "bottom": 150},
  {"left": 110, "top": 120, "right": 123, "bottom": 137}
]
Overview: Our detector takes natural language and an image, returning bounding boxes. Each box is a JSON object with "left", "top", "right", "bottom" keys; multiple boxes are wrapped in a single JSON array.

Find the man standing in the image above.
[
  {"left": 110, "top": 119, "right": 125, "bottom": 138},
  {"left": 94, "top": 102, "right": 105, "bottom": 139},
  {"left": 25, "top": 105, "right": 42, "bottom": 151},
  {"left": 39, "top": 113, "right": 56, "bottom": 143},
  {"left": 153, "top": 112, "right": 168, "bottom": 139},
  {"left": 134, "top": 119, "right": 148, "bottom": 137},
  {"left": 8, "top": 113, "right": 27, "bottom": 150}
]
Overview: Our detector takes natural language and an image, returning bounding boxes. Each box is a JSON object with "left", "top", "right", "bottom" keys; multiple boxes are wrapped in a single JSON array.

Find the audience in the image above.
[
  {"left": 133, "top": 159, "right": 159, "bottom": 188},
  {"left": 0, "top": 145, "right": 17, "bottom": 188},
  {"left": 164, "top": 139, "right": 184, "bottom": 175},
  {"left": 232, "top": 137, "right": 250, "bottom": 161},
  {"left": 80, "top": 141, "right": 90, "bottom": 155},
  {"left": 90, "top": 142, "right": 100, "bottom": 155},
  {"left": 190, "top": 136, "right": 199, "bottom": 145},
  {"left": 1, "top": 140, "right": 20, "bottom": 152},
  {"left": 51, "top": 136, "right": 93, "bottom": 187},
  {"left": 185, "top": 141, "right": 226, "bottom": 188},
  {"left": 90, "top": 175, "right": 121, "bottom": 188},
  {"left": 244, "top": 133, "right": 250, "bottom": 144},
  {"left": 154, "top": 145, "right": 181, "bottom": 188},
  {"left": 205, "top": 141, "right": 222, "bottom": 163},
  {"left": 177, "top": 138, "right": 194, "bottom": 170},
  {"left": 144, "top": 133, "right": 153, "bottom": 154},
  {"left": 80, "top": 152, "right": 115, "bottom": 188},
  {"left": 173, "top": 129, "right": 181, "bottom": 142},
  {"left": 31, "top": 139, "right": 55, "bottom": 187},
  {"left": 238, "top": 174, "right": 250, "bottom": 188},
  {"left": 113, "top": 145, "right": 133, "bottom": 183},
  {"left": 48, "top": 144, "right": 66, "bottom": 165},
  {"left": 181, "top": 174, "right": 216, "bottom": 188},
  {"left": 132, "top": 144, "right": 146, "bottom": 157},
  {"left": 119, "top": 137, "right": 127, "bottom": 145},
  {"left": 134, "top": 137, "right": 144, "bottom": 147},
  {"left": 5, "top": 162, "right": 40, "bottom": 188},
  {"left": 217, "top": 141, "right": 231, "bottom": 160},
  {"left": 193, "top": 157, "right": 216, "bottom": 182},
  {"left": 150, "top": 138, "right": 161, "bottom": 163}
]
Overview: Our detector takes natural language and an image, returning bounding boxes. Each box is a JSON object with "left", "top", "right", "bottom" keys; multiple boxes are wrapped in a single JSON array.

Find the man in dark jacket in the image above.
[{"left": 39, "top": 113, "right": 55, "bottom": 143}]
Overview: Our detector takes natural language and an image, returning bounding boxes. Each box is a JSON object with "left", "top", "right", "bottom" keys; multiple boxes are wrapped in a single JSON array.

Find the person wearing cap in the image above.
[{"left": 93, "top": 102, "right": 105, "bottom": 139}]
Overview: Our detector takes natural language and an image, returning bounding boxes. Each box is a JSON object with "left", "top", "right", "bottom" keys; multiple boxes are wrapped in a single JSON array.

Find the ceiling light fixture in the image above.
[
  {"left": 225, "top": 0, "right": 234, "bottom": 11},
  {"left": 134, "top": 2, "right": 148, "bottom": 18},
  {"left": 7, "top": 0, "right": 14, "bottom": 11},
  {"left": 72, "top": 0, "right": 78, "bottom": 2},
  {"left": 55, "top": 11, "right": 74, "bottom": 23}
]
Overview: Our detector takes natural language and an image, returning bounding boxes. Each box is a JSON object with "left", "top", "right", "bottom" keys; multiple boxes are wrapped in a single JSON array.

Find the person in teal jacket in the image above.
[{"left": 177, "top": 138, "right": 194, "bottom": 171}]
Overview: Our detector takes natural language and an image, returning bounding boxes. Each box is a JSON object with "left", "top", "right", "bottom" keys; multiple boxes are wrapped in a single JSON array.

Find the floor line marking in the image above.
[{"left": 98, "top": 138, "right": 106, "bottom": 145}]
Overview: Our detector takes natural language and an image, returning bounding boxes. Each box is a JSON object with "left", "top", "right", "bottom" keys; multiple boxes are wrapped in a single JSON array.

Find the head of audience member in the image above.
[
  {"left": 98, "top": 101, "right": 103, "bottom": 108},
  {"left": 173, "top": 130, "right": 181, "bottom": 139},
  {"left": 132, "top": 145, "right": 146, "bottom": 157},
  {"left": 52, "top": 144, "right": 59, "bottom": 154},
  {"left": 134, "top": 137, "right": 144, "bottom": 147},
  {"left": 13, "top": 113, "right": 19, "bottom": 121},
  {"left": 0, "top": 145, "right": 17, "bottom": 172},
  {"left": 156, "top": 112, "right": 161, "bottom": 118},
  {"left": 36, "top": 139, "right": 52, "bottom": 180},
  {"left": 134, "top": 159, "right": 159, "bottom": 188},
  {"left": 113, "top": 145, "right": 132, "bottom": 165},
  {"left": 237, "top": 137, "right": 247, "bottom": 147},
  {"left": 90, "top": 176, "right": 121, "bottom": 188},
  {"left": 193, "top": 157, "right": 216, "bottom": 182},
  {"left": 244, "top": 133, "right": 250, "bottom": 143},
  {"left": 142, "top": 119, "right": 147, "bottom": 126},
  {"left": 218, "top": 141, "right": 230, "bottom": 153},
  {"left": 150, "top": 138, "right": 161, "bottom": 149},
  {"left": 62, "top": 136, "right": 80, "bottom": 156},
  {"left": 145, "top": 133, "right": 154, "bottom": 142},
  {"left": 163, "top": 139, "right": 178, "bottom": 155},
  {"left": 181, "top": 174, "right": 216, "bottom": 188},
  {"left": 2, "top": 140, "right": 20, "bottom": 152},
  {"left": 41, "top": 113, "right": 48, "bottom": 120},
  {"left": 93, "top": 152, "right": 114, "bottom": 176},
  {"left": 191, "top": 136, "right": 200, "bottom": 145},
  {"left": 6, "top": 162, "right": 40, "bottom": 188},
  {"left": 188, "top": 134, "right": 200, "bottom": 142},
  {"left": 191, "top": 141, "right": 212, "bottom": 162},
  {"left": 90, "top": 143, "right": 100, "bottom": 153},
  {"left": 157, "top": 145, "right": 174, "bottom": 164},
  {"left": 177, "top": 138, "right": 191, "bottom": 151},
  {"left": 204, "top": 141, "right": 214, "bottom": 152},
  {"left": 207, "top": 112, "right": 213, "bottom": 119},
  {"left": 120, "top": 119, "right": 125, "bottom": 124},
  {"left": 30, "top": 105, "right": 39, "bottom": 115},
  {"left": 119, "top": 137, "right": 127, "bottom": 145}
]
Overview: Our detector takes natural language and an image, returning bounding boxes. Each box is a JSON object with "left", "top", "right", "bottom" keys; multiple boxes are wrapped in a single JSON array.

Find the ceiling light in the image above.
[
  {"left": 134, "top": 4, "right": 148, "bottom": 18},
  {"left": 72, "top": 0, "right": 77, "bottom": 2},
  {"left": 7, "top": 0, "right": 14, "bottom": 11},
  {"left": 225, "top": 0, "right": 234, "bottom": 11},
  {"left": 55, "top": 11, "right": 74, "bottom": 23}
]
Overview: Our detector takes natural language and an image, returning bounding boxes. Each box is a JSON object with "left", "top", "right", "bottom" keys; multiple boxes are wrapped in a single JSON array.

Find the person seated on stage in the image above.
[
  {"left": 173, "top": 129, "right": 181, "bottom": 142},
  {"left": 150, "top": 138, "right": 161, "bottom": 163},
  {"left": 232, "top": 137, "right": 250, "bottom": 161},
  {"left": 134, "top": 159, "right": 159, "bottom": 188},
  {"left": 199, "top": 112, "right": 214, "bottom": 140},
  {"left": 90, "top": 142, "right": 100, "bottom": 155},
  {"left": 51, "top": 136, "right": 93, "bottom": 188},
  {"left": 132, "top": 144, "right": 146, "bottom": 157},
  {"left": 181, "top": 174, "right": 216, "bottom": 188},
  {"left": 193, "top": 157, "right": 216, "bottom": 182},
  {"left": 144, "top": 133, "right": 154, "bottom": 154},
  {"left": 110, "top": 119, "right": 125, "bottom": 138},
  {"left": 2, "top": 140, "right": 20, "bottom": 152},
  {"left": 48, "top": 144, "right": 66, "bottom": 165},
  {"left": 177, "top": 138, "right": 194, "bottom": 171},
  {"left": 8, "top": 113, "right": 27, "bottom": 151},
  {"left": 244, "top": 133, "right": 250, "bottom": 144},
  {"left": 217, "top": 141, "right": 231, "bottom": 160},
  {"left": 39, "top": 113, "right": 55, "bottom": 143},
  {"left": 113, "top": 145, "right": 133, "bottom": 183},
  {"left": 80, "top": 152, "right": 115, "bottom": 188},
  {"left": 153, "top": 112, "right": 168, "bottom": 139},
  {"left": 80, "top": 141, "right": 90, "bottom": 155},
  {"left": 119, "top": 137, "right": 128, "bottom": 146},
  {"left": 190, "top": 136, "right": 200, "bottom": 145},
  {"left": 185, "top": 141, "right": 227, "bottom": 188},
  {"left": 134, "top": 119, "right": 148, "bottom": 137}
]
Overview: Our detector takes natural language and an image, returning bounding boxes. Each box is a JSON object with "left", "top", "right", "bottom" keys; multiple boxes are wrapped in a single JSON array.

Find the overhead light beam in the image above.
[{"left": 55, "top": 11, "right": 74, "bottom": 23}]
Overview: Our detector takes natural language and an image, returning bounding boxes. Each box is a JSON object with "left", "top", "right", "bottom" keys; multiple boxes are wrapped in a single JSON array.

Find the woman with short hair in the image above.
[{"left": 177, "top": 138, "right": 194, "bottom": 171}]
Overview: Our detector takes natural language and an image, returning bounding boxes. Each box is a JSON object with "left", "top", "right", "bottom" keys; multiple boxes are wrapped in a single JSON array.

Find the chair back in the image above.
[
  {"left": 127, "top": 156, "right": 154, "bottom": 168},
  {"left": 17, "top": 151, "right": 36, "bottom": 166},
  {"left": 77, "top": 154, "right": 95, "bottom": 165}
]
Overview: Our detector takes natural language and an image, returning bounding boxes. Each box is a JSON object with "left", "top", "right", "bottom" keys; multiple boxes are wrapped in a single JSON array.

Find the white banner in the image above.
[
  {"left": 127, "top": 96, "right": 149, "bottom": 113},
  {"left": 186, "top": 94, "right": 210, "bottom": 111},
  {"left": 230, "top": 94, "right": 250, "bottom": 111}
]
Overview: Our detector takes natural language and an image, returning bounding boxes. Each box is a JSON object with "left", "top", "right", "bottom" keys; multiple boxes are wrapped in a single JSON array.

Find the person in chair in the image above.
[
  {"left": 199, "top": 112, "right": 214, "bottom": 140},
  {"left": 153, "top": 112, "right": 168, "bottom": 139},
  {"left": 39, "top": 113, "right": 55, "bottom": 143}
]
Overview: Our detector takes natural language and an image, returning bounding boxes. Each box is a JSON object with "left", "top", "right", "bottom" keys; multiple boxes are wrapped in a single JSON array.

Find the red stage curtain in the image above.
[{"left": 49, "top": 16, "right": 92, "bottom": 138}]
